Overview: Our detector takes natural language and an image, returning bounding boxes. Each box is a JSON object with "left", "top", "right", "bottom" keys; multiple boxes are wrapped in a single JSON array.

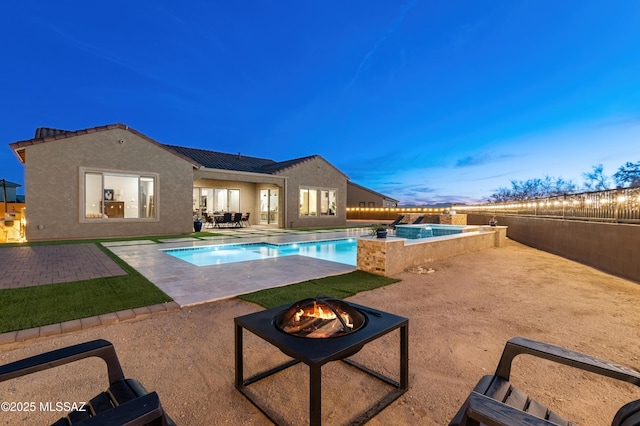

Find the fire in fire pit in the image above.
[{"left": 274, "top": 296, "right": 366, "bottom": 338}]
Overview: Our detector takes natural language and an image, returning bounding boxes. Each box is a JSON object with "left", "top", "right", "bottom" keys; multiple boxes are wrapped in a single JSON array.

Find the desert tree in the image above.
[
  {"left": 613, "top": 161, "right": 640, "bottom": 188},
  {"left": 582, "top": 164, "right": 611, "bottom": 191},
  {"left": 489, "top": 176, "right": 577, "bottom": 202}
]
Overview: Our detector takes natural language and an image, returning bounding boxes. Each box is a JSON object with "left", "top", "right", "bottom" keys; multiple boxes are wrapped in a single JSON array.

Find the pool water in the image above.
[
  {"left": 395, "top": 224, "right": 465, "bottom": 239},
  {"left": 163, "top": 239, "right": 357, "bottom": 266}
]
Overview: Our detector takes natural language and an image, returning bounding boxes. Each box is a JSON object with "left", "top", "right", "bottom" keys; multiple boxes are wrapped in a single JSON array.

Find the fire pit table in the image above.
[{"left": 234, "top": 298, "right": 409, "bottom": 426}]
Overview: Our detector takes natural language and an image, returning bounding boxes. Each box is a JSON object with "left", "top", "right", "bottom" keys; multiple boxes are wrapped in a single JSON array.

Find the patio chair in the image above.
[
  {"left": 412, "top": 216, "right": 425, "bottom": 224},
  {"left": 0, "top": 339, "right": 175, "bottom": 426},
  {"left": 241, "top": 212, "right": 251, "bottom": 227},
  {"left": 214, "top": 212, "right": 232, "bottom": 228},
  {"left": 449, "top": 336, "right": 640, "bottom": 426},
  {"left": 203, "top": 213, "right": 215, "bottom": 229},
  {"left": 232, "top": 212, "right": 243, "bottom": 228}
]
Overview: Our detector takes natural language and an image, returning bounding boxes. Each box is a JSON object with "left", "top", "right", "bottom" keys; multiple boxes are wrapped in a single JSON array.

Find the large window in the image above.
[
  {"left": 300, "top": 188, "right": 336, "bottom": 217},
  {"left": 193, "top": 188, "right": 240, "bottom": 214},
  {"left": 83, "top": 170, "right": 156, "bottom": 220}
]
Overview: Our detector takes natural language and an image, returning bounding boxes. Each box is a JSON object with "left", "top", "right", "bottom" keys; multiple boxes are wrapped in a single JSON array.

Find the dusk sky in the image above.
[{"left": 2, "top": 1, "right": 639, "bottom": 204}]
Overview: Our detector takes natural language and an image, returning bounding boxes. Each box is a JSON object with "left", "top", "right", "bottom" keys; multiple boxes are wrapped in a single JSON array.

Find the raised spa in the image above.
[{"left": 395, "top": 224, "right": 468, "bottom": 239}]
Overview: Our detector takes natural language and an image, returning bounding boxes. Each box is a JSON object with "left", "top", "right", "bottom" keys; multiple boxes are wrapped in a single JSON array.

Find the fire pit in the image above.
[
  {"left": 235, "top": 297, "right": 409, "bottom": 426},
  {"left": 274, "top": 296, "right": 367, "bottom": 338}
]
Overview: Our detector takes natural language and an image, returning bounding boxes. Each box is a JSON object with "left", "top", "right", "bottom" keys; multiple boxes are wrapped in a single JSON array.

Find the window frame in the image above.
[
  {"left": 299, "top": 187, "right": 338, "bottom": 218},
  {"left": 79, "top": 167, "right": 159, "bottom": 223}
]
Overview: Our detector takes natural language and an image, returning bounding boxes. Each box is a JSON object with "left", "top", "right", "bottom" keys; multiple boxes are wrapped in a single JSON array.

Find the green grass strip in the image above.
[
  {"left": 0, "top": 277, "right": 172, "bottom": 333},
  {"left": 237, "top": 270, "right": 400, "bottom": 309},
  {"left": 0, "top": 242, "right": 173, "bottom": 334}
]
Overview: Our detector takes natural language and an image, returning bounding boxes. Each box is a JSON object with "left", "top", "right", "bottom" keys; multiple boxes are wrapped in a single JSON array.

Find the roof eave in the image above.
[
  {"left": 7, "top": 123, "right": 203, "bottom": 168},
  {"left": 197, "top": 167, "right": 288, "bottom": 180}
]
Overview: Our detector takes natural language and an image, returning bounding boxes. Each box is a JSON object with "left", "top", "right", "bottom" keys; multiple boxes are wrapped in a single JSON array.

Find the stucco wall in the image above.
[
  {"left": 24, "top": 128, "right": 194, "bottom": 241},
  {"left": 277, "top": 157, "right": 348, "bottom": 228},
  {"left": 347, "top": 184, "right": 385, "bottom": 207},
  {"left": 467, "top": 214, "right": 640, "bottom": 283}
]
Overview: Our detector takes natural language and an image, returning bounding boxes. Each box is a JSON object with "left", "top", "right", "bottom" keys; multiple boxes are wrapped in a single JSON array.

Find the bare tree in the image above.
[
  {"left": 613, "top": 161, "right": 640, "bottom": 188},
  {"left": 582, "top": 164, "right": 611, "bottom": 191}
]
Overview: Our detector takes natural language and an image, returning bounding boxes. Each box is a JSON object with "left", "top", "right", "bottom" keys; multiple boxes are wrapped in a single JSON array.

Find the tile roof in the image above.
[
  {"left": 162, "top": 145, "right": 334, "bottom": 176},
  {"left": 163, "top": 145, "right": 277, "bottom": 173},
  {"left": 8, "top": 124, "right": 200, "bottom": 166},
  {"left": 9, "top": 123, "right": 345, "bottom": 178},
  {"left": 257, "top": 155, "right": 320, "bottom": 174},
  {"left": 34, "top": 127, "right": 72, "bottom": 139}
]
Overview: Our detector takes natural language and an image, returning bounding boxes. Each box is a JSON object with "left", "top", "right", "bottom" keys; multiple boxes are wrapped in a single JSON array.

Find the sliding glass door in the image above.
[{"left": 259, "top": 189, "right": 278, "bottom": 225}]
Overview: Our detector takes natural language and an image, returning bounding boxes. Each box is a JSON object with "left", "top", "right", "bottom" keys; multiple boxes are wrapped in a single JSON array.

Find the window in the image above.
[
  {"left": 193, "top": 188, "right": 240, "bottom": 214},
  {"left": 299, "top": 189, "right": 317, "bottom": 216},
  {"left": 300, "top": 188, "right": 336, "bottom": 217},
  {"left": 83, "top": 170, "right": 156, "bottom": 220},
  {"left": 300, "top": 189, "right": 308, "bottom": 215},
  {"left": 321, "top": 190, "right": 336, "bottom": 215}
]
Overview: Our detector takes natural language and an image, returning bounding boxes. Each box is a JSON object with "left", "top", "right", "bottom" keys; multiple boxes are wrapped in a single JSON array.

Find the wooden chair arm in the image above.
[
  {"left": 0, "top": 339, "right": 125, "bottom": 385},
  {"left": 495, "top": 337, "right": 640, "bottom": 386},
  {"left": 466, "top": 391, "right": 558, "bottom": 426}
]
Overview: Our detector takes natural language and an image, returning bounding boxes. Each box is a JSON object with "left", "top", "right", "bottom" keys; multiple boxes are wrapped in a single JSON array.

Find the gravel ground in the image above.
[{"left": 1, "top": 239, "right": 640, "bottom": 425}]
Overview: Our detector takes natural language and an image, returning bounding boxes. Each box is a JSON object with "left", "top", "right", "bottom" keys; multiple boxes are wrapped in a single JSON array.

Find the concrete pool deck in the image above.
[{"left": 103, "top": 227, "right": 367, "bottom": 306}]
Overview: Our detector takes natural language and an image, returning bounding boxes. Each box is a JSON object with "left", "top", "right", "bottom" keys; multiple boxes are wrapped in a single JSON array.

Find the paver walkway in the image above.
[{"left": 0, "top": 244, "right": 126, "bottom": 289}]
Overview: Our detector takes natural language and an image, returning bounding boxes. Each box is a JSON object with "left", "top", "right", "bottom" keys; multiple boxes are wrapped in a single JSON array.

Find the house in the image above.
[
  {"left": 8, "top": 123, "right": 351, "bottom": 241},
  {"left": 347, "top": 181, "right": 399, "bottom": 208}
]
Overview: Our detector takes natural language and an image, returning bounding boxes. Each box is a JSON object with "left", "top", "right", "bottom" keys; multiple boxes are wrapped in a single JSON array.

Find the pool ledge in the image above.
[{"left": 356, "top": 226, "right": 507, "bottom": 277}]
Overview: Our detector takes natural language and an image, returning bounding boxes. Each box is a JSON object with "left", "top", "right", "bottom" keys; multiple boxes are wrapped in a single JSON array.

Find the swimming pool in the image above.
[{"left": 163, "top": 238, "right": 357, "bottom": 266}]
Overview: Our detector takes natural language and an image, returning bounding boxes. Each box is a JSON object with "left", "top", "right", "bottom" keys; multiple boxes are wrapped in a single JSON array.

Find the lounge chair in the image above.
[
  {"left": 412, "top": 216, "right": 424, "bottom": 224},
  {"left": 0, "top": 339, "right": 175, "bottom": 426},
  {"left": 449, "top": 336, "right": 640, "bottom": 426},
  {"left": 387, "top": 215, "right": 405, "bottom": 230}
]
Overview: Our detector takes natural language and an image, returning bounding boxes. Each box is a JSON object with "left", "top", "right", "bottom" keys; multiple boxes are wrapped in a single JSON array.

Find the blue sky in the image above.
[{"left": 2, "top": 1, "right": 639, "bottom": 204}]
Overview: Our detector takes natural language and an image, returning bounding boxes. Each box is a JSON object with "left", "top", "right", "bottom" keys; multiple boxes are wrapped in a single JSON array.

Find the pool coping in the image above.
[{"left": 103, "top": 228, "right": 367, "bottom": 307}]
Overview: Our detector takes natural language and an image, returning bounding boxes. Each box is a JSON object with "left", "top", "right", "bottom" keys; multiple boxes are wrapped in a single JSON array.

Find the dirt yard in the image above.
[{"left": 2, "top": 239, "right": 640, "bottom": 425}]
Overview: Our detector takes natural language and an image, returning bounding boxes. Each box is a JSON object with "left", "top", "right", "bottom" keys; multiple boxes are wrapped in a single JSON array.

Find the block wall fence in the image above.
[{"left": 466, "top": 214, "right": 640, "bottom": 284}]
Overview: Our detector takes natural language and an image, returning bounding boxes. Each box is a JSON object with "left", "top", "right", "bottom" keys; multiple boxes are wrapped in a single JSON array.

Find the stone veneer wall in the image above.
[
  {"left": 439, "top": 213, "right": 467, "bottom": 225},
  {"left": 357, "top": 226, "right": 507, "bottom": 277}
]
